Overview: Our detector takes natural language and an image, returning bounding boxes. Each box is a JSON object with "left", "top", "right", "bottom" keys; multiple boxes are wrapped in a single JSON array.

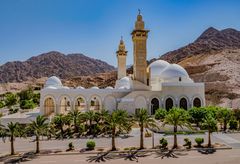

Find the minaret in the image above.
[
  {"left": 131, "top": 10, "right": 149, "bottom": 84},
  {"left": 116, "top": 37, "right": 127, "bottom": 79}
]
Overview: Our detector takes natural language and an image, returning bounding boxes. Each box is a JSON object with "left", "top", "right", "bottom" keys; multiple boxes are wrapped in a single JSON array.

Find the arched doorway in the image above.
[
  {"left": 60, "top": 96, "right": 71, "bottom": 114},
  {"left": 90, "top": 96, "right": 101, "bottom": 111},
  {"left": 151, "top": 98, "right": 159, "bottom": 115},
  {"left": 165, "top": 98, "right": 174, "bottom": 111},
  {"left": 44, "top": 97, "right": 55, "bottom": 116},
  {"left": 75, "top": 96, "right": 86, "bottom": 111},
  {"left": 193, "top": 98, "right": 201, "bottom": 107},
  {"left": 180, "top": 98, "right": 188, "bottom": 110}
]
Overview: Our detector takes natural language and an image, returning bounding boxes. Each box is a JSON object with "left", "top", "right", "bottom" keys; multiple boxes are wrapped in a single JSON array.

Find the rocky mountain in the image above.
[
  {"left": 160, "top": 27, "right": 240, "bottom": 63},
  {"left": 0, "top": 51, "right": 115, "bottom": 83},
  {"left": 159, "top": 27, "right": 240, "bottom": 108}
]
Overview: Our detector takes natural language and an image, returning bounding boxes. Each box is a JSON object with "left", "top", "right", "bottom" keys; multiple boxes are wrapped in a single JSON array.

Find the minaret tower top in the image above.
[
  {"left": 116, "top": 37, "right": 127, "bottom": 79},
  {"left": 135, "top": 9, "right": 145, "bottom": 30}
]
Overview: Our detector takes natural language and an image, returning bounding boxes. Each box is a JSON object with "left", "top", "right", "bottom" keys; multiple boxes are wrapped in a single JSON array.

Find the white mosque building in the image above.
[{"left": 40, "top": 13, "right": 205, "bottom": 117}]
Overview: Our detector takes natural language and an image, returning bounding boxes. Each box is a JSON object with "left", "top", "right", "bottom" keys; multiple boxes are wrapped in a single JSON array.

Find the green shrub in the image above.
[
  {"left": 9, "top": 107, "right": 19, "bottom": 114},
  {"left": 183, "top": 138, "right": 192, "bottom": 149},
  {"left": 86, "top": 140, "right": 96, "bottom": 150},
  {"left": 155, "top": 109, "right": 167, "bottom": 120},
  {"left": 195, "top": 137, "right": 204, "bottom": 147},
  {"left": 229, "top": 119, "right": 238, "bottom": 130},
  {"left": 159, "top": 138, "right": 168, "bottom": 149},
  {"left": 66, "top": 142, "right": 74, "bottom": 151},
  {"left": 0, "top": 101, "right": 5, "bottom": 108},
  {"left": 20, "top": 100, "right": 36, "bottom": 109},
  {"left": 5, "top": 93, "right": 17, "bottom": 107}
]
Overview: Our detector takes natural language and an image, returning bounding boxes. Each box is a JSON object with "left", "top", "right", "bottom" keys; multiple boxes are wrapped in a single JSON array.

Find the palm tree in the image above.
[
  {"left": 83, "top": 111, "right": 97, "bottom": 135},
  {"left": 28, "top": 115, "right": 48, "bottom": 153},
  {"left": 52, "top": 114, "right": 67, "bottom": 139},
  {"left": 202, "top": 114, "right": 217, "bottom": 147},
  {"left": 95, "top": 109, "right": 109, "bottom": 124},
  {"left": 105, "top": 110, "right": 132, "bottom": 151},
  {"left": 67, "top": 110, "right": 82, "bottom": 134},
  {"left": 134, "top": 108, "right": 157, "bottom": 149},
  {"left": 163, "top": 107, "right": 190, "bottom": 149},
  {"left": 4, "top": 122, "right": 20, "bottom": 155},
  {"left": 216, "top": 107, "right": 233, "bottom": 131}
]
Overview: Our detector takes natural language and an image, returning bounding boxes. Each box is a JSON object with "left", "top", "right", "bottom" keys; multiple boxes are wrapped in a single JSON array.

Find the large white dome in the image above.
[
  {"left": 44, "top": 76, "right": 63, "bottom": 88},
  {"left": 160, "top": 64, "right": 189, "bottom": 79}
]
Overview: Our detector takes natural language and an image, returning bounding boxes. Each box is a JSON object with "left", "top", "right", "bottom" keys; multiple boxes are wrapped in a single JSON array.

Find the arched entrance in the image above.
[
  {"left": 165, "top": 98, "right": 174, "bottom": 111},
  {"left": 151, "top": 98, "right": 159, "bottom": 115},
  {"left": 180, "top": 98, "right": 188, "bottom": 110},
  {"left": 90, "top": 96, "right": 101, "bottom": 111},
  {"left": 60, "top": 96, "right": 71, "bottom": 114},
  {"left": 193, "top": 97, "right": 201, "bottom": 107},
  {"left": 75, "top": 96, "right": 86, "bottom": 111},
  {"left": 44, "top": 97, "right": 55, "bottom": 116}
]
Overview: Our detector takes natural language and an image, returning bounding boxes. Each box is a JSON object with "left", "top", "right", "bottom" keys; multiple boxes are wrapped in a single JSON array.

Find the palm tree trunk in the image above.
[
  {"left": 36, "top": 135, "right": 40, "bottom": 153},
  {"left": 89, "top": 120, "right": 92, "bottom": 135},
  {"left": 173, "top": 125, "right": 178, "bottom": 149},
  {"left": 10, "top": 135, "right": 14, "bottom": 155},
  {"left": 140, "top": 124, "right": 144, "bottom": 149},
  {"left": 111, "top": 127, "right": 116, "bottom": 151},
  {"left": 223, "top": 120, "right": 227, "bottom": 132},
  {"left": 239, "top": 120, "right": 240, "bottom": 130},
  {"left": 208, "top": 130, "right": 211, "bottom": 147}
]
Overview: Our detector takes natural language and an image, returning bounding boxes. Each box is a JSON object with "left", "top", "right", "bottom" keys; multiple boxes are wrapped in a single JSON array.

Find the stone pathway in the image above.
[{"left": 213, "top": 133, "right": 240, "bottom": 148}]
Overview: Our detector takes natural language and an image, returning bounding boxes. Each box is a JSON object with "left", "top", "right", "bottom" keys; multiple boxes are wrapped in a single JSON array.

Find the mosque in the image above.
[{"left": 40, "top": 12, "right": 205, "bottom": 116}]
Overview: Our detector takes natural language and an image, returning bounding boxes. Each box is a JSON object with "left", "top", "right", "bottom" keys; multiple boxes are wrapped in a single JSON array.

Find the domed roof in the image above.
[
  {"left": 45, "top": 86, "right": 58, "bottom": 89},
  {"left": 148, "top": 60, "right": 170, "bottom": 76},
  {"left": 106, "top": 86, "right": 113, "bottom": 89},
  {"left": 115, "top": 76, "right": 132, "bottom": 90},
  {"left": 91, "top": 86, "right": 99, "bottom": 89},
  {"left": 159, "top": 64, "right": 189, "bottom": 79},
  {"left": 76, "top": 86, "right": 85, "bottom": 89},
  {"left": 45, "top": 76, "right": 63, "bottom": 88}
]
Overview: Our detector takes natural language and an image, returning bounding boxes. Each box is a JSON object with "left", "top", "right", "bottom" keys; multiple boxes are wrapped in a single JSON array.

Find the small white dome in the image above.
[
  {"left": 45, "top": 76, "right": 63, "bottom": 88},
  {"left": 91, "top": 86, "right": 99, "bottom": 89},
  {"left": 160, "top": 64, "right": 189, "bottom": 79},
  {"left": 115, "top": 76, "right": 132, "bottom": 90},
  {"left": 106, "top": 86, "right": 113, "bottom": 89},
  {"left": 45, "top": 86, "right": 58, "bottom": 89},
  {"left": 76, "top": 86, "right": 85, "bottom": 89},
  {"left": 118, "top": 86, "right": 128, "bottom": 90},
  {"left": 62, "top": 86, "right": 70, "bottom": 89}
]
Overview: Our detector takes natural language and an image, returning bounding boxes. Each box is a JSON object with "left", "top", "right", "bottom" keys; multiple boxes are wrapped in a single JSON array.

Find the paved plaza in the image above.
[
  {"left": 1, "top": 129, "right": 240, "bottom": 163},
  {"left": 24, "top": 149, "right": 240, "bottom": 164}
]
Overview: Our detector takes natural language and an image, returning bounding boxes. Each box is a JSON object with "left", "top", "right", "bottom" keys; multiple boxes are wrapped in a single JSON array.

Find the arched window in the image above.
[
  {"left": 165, "top": 98, "right": 174, "bottom": 111},
  {"left": 44, "top": 97, "right": 55, "bottom": 116},
  {"left": 60, "top": 96, "right": 71, "bottom": 114},
  {"left": 90, "top": 96, "right": 101, "bottom": 111},
  {"left": 75, "top": 97, "right": 86, "bottom": 111},
  {"left": 193, "top": 98, "right": 201, "bottom": 107},
  {"left": 151, "top": 98, "right": 159, "bottom": 115},
  {"left": 180, "top": 98, "right": 188, "bottom": 110}
]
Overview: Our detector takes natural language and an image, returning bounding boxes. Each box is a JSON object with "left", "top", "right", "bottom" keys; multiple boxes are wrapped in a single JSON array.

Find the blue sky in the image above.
[{"left": 0, "top": 0, "right": 240, "bottom": 66}]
